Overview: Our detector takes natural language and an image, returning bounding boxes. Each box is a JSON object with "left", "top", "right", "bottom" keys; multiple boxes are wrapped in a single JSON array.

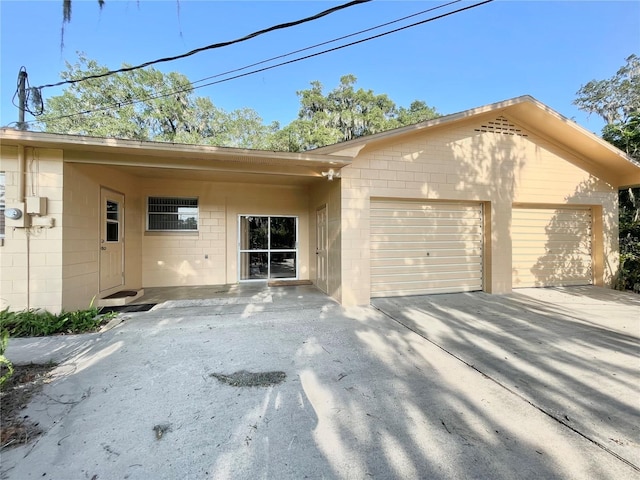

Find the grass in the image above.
[{"left": 0, "top": 305, "right": 113, "bottom": 338}]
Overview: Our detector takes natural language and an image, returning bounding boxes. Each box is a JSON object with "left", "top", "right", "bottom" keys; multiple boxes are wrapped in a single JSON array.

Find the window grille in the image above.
[{"left": 147, "top": 197, "right": 198, "bottom": 231}]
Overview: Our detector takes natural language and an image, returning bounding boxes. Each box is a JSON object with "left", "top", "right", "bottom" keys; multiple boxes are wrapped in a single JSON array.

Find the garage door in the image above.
[
  {"left": 370, "top": 200, "right": 483, "bottom": 297},
  {"left": 512, "top": 207, "right": 593, "bottom": 288}
]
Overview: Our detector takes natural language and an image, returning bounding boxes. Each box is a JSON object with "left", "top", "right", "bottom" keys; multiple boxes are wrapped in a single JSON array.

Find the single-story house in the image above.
[{"left": 1, "top": 95, "right": 639, "bottom": 312}]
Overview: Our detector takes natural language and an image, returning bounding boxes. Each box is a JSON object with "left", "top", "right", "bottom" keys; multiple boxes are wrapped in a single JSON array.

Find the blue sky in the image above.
[{"left": 1, "top": 0, "right": 638, "bottom": 135}]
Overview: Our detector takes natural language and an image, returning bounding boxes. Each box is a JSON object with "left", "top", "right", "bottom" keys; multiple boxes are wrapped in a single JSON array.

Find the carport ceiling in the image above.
[{"left": 95, "top": 163, "right": 325, "bottom": 186}]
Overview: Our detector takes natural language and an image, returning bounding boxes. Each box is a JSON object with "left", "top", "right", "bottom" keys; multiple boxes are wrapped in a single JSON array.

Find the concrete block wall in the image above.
[
  {"left": 0, "top": 147, "right": 64, "bottom": 312},
  {"left": 339, "top": 114, "right": 618, "bottom": 305},
  {"left": 141, "top": 178, "right": 310, "bottom": 287},
  {"left": 61, "top": 163, "right": 143, "bottom": 310}
]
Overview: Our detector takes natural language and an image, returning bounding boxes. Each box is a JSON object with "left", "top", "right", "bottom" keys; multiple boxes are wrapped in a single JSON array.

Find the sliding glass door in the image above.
[{"left": 239, "top": 216, "right": 298, "bottom": 281}]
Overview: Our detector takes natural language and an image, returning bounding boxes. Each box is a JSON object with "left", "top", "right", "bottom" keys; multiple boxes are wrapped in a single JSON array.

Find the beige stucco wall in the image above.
[
  {"left": 140, "top": 178, "right": 311, "bottom": 287},
  {"left": 340, "top": 113, "right": 619, "bottom": 306},
  {"left": 0, "top": 146, "right": 64, "bottom": 312},
  {"left": 309, "top": 179, "right": 342, "bottom": 302}
]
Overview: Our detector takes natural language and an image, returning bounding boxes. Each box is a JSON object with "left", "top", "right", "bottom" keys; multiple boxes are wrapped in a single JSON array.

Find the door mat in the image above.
[
  {"left": 267, "top": 280, "right": 313, "bottom": 287},
  {"left": 102, "top": 290, "right": 140, "bottom": 299},
  {"left": 100, "top": 303, "right": 156, "bottom": 314}
]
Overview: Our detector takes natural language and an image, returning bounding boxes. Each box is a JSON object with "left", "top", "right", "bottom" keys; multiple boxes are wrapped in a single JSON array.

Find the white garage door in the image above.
[
  {"left": 370, "top": 200, "right": 483, "bottom": 297},
  {"left": 512, "top": 207, "right": 593, "bottom": 288}
]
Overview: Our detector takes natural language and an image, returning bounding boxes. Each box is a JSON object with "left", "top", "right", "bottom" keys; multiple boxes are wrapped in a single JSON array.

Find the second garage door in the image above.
[
  {"left": 512, "top": 207, "right": 593, "bottom": 288},
  {"left": 370, "top": 200, "right": 483, "bottom": 297}
]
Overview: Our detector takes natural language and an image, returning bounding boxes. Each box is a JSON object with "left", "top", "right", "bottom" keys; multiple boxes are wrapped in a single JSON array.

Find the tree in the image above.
[
  {"left": 396, "top": 100, "right": 439, "bottom": 127},
  {"left": 38, "top": 56, "right": 440, "bottom": 153},
  {"left": 38, "top": 55, "right": 274, "bottom": 148},
  {"left": 602, "top": 115, "right": 640, "bottom": 161},
  {"left": 574, "top": 54, "right": 640, "bottom": 292},
  {"left": 574, "top": 54, "right": 639, "bottom": 126},
  {"left": 279, "top": 75, "right": 439, "bottom": 151}
]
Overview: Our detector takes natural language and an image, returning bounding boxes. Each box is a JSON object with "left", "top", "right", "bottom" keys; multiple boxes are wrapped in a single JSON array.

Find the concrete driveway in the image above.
[{"left": 2, "top": 286, "right": 639, "bottom": 479}]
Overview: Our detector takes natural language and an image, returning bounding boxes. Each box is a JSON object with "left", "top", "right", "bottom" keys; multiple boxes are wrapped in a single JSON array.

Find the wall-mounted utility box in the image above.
[
  {"left": 26, "top": 196, "right": 47, "bottom": 216},
  {"left": 5, "top": 202, "right": 29, "bottom": 228},
  {"left": 31, "top": 216, "right": 55, "bottom": 228}
]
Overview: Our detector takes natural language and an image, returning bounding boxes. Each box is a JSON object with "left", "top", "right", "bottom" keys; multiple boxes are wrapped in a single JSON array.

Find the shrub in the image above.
[
  {"left": 0, "top": 305, "right": 108, "bottom": 338},
  {"left": 0, "top": 331, "right": 14, "bottom": 387}
]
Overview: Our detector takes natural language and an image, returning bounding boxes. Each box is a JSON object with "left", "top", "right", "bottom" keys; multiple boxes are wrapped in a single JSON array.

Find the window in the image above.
[
  {"left": 239, "top": 216, "right": 298, "bottom": 280},
  {"left": 0, "top": 172, "right": 5, "bottom": 239},
  {"left": 147, "top": 197, "right": 198, "bottom": 231},
  {"left": 106, "top": 200, "right": 120, "bottom": 241}
]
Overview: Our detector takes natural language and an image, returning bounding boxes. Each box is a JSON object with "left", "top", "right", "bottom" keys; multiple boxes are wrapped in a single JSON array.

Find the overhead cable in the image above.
[
  {"left": 189, "top": 0, "right": 463, "bottom": 88},
  {"left": 30, "top": 0, "right": 494, "bottom": 126},
  {"left": 34, "top": 0, "right": 371, "bottom": 90}
]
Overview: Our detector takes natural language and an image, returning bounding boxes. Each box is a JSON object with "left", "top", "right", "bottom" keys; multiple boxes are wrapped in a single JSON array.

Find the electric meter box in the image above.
[{"left": 5, "top": 202, "right": 29, "bottom": 227}]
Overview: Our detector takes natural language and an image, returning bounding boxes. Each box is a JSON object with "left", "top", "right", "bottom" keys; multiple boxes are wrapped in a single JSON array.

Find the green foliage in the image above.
[
  {"left": 38, "top": 57, "right": 439, "bottom": 152},
  {"left": 574, "top": 54, "right": 639, "bottom": 125},
  {"left": 617, "top": 188, "right": 640, "bottom": 292},
  {"left": 0, "top": 305, "right": 109, "bottom": 338},
  {"left": 602, "top": 115, "right": 640, "bottom": 161},
  {"left": 282, "top": 75, "right": 439, "bottom": 151},
  {"left": 38, "top": 54, "right": 274, "bottom": 149},
  {"left": 0, "top": 330, "right": 14, "bottom": 387},
  {"left": 574, "top": 55, "right": 640, "bottom": 292}
]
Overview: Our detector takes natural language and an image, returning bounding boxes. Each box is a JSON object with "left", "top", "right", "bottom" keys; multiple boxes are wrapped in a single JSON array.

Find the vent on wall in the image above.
[{"left": 475, "top": 116, "right": 528, "bottom": 137}]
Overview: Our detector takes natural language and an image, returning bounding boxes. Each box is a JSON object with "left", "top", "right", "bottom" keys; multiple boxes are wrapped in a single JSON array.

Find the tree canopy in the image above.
[
  {"left": 268, "top": 75, "right": 439, "bottom": 151},
  {"left": 38, "top": 55, "right": 277, "bottom": 149},
  {"left": 574, "top": 53, "right": 640, "bottom": 161},
  {"left": 574, "top": 54, "right": 640, "bottom": 292},
  {"left": 37, "top": 57, "right": 439, "bottom": 151}
]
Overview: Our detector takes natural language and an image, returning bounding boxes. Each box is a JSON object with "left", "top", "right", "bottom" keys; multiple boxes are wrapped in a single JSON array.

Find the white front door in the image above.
[
  {"left": 100, "top": 188, "right": 125, "bottom": 292},
  {"left": 316, "top": 205, "right": 328, "bottom": 293}
]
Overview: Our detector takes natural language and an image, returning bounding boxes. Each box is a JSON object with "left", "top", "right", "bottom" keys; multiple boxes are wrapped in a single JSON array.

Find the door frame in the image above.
[
  {"left": 99, "top": 187, "right": 125, "bottom": 293},
  {"left": 316, "top": 205, "right": 329, "bottom": 293}
]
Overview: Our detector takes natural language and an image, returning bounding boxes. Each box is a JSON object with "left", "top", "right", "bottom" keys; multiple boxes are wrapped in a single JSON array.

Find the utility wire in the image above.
[
  {"left": 34, "top": 0, "right": 371, "bottom": 90},
  {"left": 29, "top": 0, "right": 494, "bottom": 126},
  {"left": 189, "top": 0, "right": 463, "bottom": 88}
]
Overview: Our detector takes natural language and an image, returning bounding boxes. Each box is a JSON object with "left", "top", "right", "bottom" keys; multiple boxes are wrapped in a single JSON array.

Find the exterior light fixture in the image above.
[{"left": 322, "top": 168, "right": 341, "bottom": 181}]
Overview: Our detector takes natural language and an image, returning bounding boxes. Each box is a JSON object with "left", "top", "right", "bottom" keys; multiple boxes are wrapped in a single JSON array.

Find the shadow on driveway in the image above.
[
  {"left": 2, "top": 286, "right": 638, "bottom": 479},
  {"left": 373, "top": 286, "right": 640, "bottom": 470}
]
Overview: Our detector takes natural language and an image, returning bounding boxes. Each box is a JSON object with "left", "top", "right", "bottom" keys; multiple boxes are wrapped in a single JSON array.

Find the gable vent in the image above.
[{"left": 474, "top": 116, "right": 528, "bottom": 137}]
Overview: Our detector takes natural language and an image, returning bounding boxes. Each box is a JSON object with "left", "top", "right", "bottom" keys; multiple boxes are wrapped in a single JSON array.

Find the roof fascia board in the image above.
[{"left": 0, "top": 129, "right": 350, "bottom": 168}]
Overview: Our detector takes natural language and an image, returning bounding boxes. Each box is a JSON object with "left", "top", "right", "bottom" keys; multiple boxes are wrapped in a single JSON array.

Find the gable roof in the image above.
[
  {"left": 313, "top": 95, "right": 640, "bottom": 187},
  {"left": 2, "top": 96, "right": 638, "bottom": 187}
]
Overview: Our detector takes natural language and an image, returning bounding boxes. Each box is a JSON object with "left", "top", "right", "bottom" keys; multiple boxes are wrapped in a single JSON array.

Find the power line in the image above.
[
  {"left": 30, "top": 0, "right": 494, "bottom": 127},
  {"left": 189, "top": 0, "right": 463, "bottom": 88},
  {"left": 34, "top": 0, "right": 371, "bottom": 90}
]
